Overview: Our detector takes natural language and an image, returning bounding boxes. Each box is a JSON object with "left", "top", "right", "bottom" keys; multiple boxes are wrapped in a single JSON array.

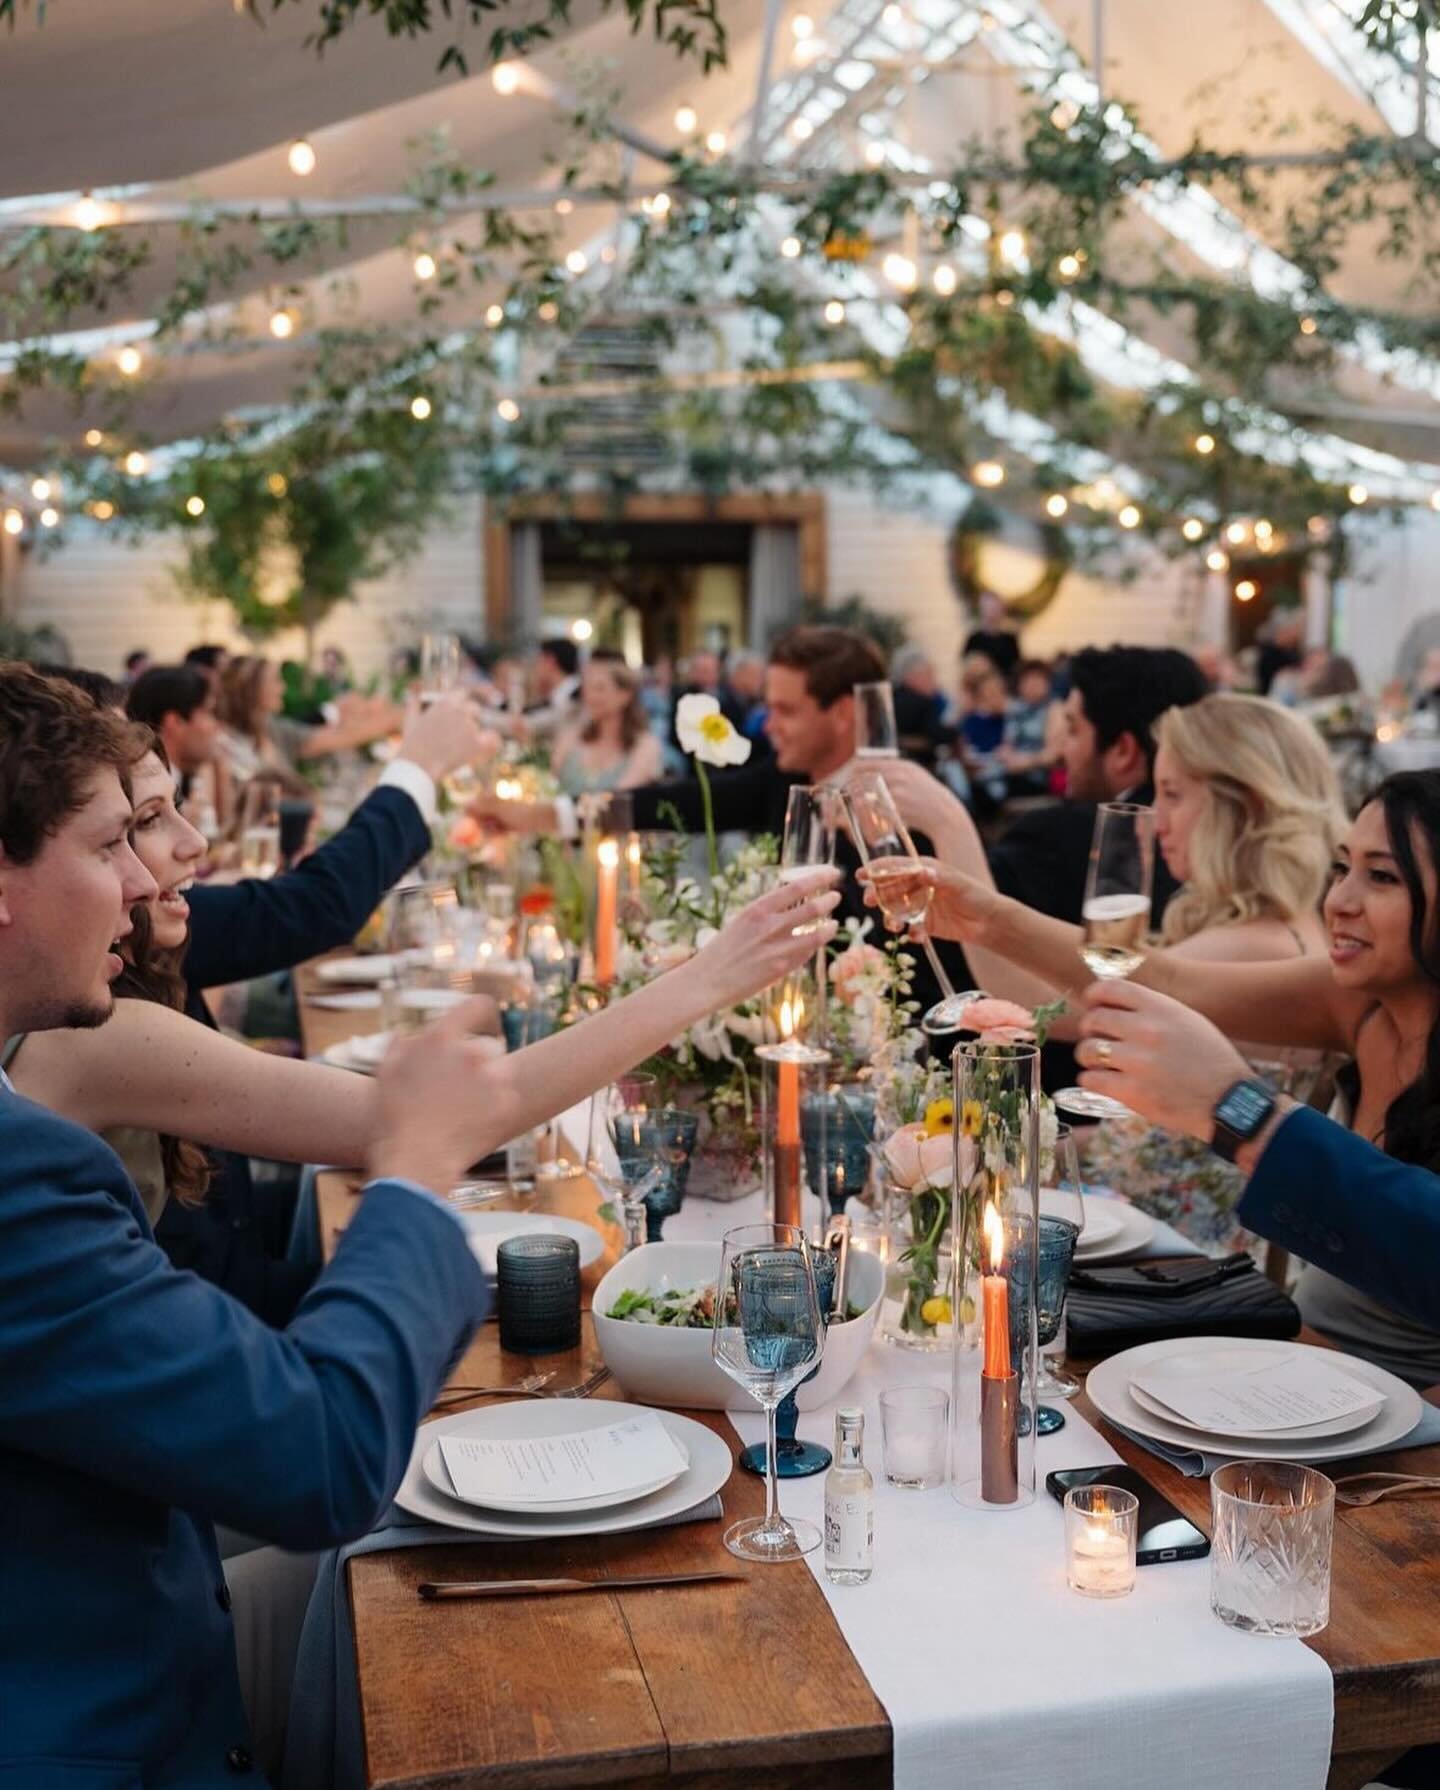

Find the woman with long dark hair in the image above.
[
  {"left": 552, "top": 650, "right": 663, "bottom": 797},
  {"left": 864, "top": 770, "right": 1440, "bottom": 1386}
]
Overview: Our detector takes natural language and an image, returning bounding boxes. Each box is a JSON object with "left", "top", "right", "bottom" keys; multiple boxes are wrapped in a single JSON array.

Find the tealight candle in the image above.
[{"left": 1064, "top": 1485, "right": 1139, "bottom": 1598}]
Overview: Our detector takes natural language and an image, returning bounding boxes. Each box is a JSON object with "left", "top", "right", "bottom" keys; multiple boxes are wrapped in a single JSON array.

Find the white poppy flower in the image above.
[{"left": 675, "top": 693, "right": 753, "bottom": 767}]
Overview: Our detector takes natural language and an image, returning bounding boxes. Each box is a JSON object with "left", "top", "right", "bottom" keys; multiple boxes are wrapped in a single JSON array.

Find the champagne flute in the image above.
[
  {"left": 1053, "top": 802, "right": 1156, "bottom": 1121},
  {"left": 853, "top": 681, "right": 899, "bottom": 759},
  {"left": 711, "top": 1223, "right": 824, "bottom": 1561},
  {"left": 419, "top": 632, "right": 462, "bottom": 707},
  {"left": 842, "top": 770, "right": 977, "bottom": 1034},
  {"left": 237, "top": 779, "right": 281, "bottom": 879}
]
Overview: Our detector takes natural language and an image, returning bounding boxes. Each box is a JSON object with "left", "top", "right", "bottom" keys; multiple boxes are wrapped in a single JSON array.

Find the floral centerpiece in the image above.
[{"left": 875, "top": 996, "right": 1061, "bottom": 1349}]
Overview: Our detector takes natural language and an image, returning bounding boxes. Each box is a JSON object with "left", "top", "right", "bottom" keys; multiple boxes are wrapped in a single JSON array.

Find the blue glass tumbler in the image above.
[
  {"left": 496, "top": 1234, "right": 582, "bottom": 1355},
  {"left": 801, "top": 1086, "right": 876, "bottom": 1217}
]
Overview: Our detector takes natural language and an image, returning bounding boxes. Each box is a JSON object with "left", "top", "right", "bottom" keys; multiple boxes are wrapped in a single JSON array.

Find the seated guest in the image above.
[
  {"left": 127, "top": 662, "right": 221, "bottom": 812},
  {"left": 185, "top": 641, "right": 230, "bottom": 683},
  {"left": 0, "top": 665, "right": 487, "bottom": 1783},
  {"left": 956, "top": 655, "right": 1011, "bottom": 813},
  {"left": 1072, "top": 979, "right": 1440, "bottom": 1338},
  {"left": 669, "top": 647, "right": 746, "bottom": 755},
  {"left": 890, "top": 646, "right": 955, "bottom": 771},
  {"left": 868, "top": 769, "right": 1440, "bottom": 1386},
  {"left": 552, "top": 650, "right": 664, "bottom": 796},
  {"left": 997, "top": 658, "right": 1057, "bottom": 797},
  {"left": 522, "top": 635, "right": 582, "bottom": 739},
  {"left": 725, "top": 650, "right": 770, "bottom": 748},
  {"left": 123, "top": 646, "right": 151, "bottom": 685}
]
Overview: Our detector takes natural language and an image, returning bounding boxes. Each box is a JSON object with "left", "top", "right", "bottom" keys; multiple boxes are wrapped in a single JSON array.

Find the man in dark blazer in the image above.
[
  {"left": 0, "top": 666, "right": 490, "bottom": 1786},
  {"left": 142, "top": 691, "right": 491, "bottom": 1325},
  {"left": 1074, "top": 979, "right": 1440, "bottom": 1333}
]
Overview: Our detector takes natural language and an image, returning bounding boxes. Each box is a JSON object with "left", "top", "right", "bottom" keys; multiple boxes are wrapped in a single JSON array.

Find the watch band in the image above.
[{"left": 1210, "top": 1077, "right": 1277, "bottom": 1164}]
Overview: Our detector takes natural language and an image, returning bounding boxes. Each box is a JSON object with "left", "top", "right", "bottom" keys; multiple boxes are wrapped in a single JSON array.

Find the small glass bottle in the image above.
[{"left": 824, "top": 1406, "right": 874, "bottom": 1584}]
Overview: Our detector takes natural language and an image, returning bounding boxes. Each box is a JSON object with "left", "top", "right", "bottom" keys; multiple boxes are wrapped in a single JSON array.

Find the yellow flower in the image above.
[
  {"left": 920, "top": 1295, "right": 952, "bottom": 1327},
  {"left": 960, "top": 1099, "right": 984, "bottom": 1137},
  {"left": 958, "top": 1294, "right": 976, "bottom": 1326},
  {"left": 923, "top": 1097, "right": 955, "bottom": 1138}
]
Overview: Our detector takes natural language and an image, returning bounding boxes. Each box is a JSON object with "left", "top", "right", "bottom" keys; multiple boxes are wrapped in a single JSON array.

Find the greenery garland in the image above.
[{"left": 949, "top": 497, "right": 1074, "bottom": 623}]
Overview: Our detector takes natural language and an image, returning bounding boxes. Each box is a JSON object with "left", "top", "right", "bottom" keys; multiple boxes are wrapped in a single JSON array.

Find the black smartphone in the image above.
[{"left": 1046, "top": 1465, "right": 1210, "bottom": 1564}]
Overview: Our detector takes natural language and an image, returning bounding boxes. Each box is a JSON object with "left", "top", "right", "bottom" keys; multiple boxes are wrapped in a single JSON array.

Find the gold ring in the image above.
[{"left": 1094, "top": 1038, "right": 1114, "bottom": 1063}]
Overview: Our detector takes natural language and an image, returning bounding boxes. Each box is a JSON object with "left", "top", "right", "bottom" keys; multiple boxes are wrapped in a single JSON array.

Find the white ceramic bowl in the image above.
[{"left": 591, "top": 1240, "right": 883, "bottom": 1412}]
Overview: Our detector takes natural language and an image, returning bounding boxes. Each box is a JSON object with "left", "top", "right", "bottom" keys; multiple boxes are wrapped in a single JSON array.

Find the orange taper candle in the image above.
[
  {"left": 981, "top": 1202, "right": 1011, "bottom": 1380},
  {"left": 595, "top": 837, "right": 619, "bottom": 986}
]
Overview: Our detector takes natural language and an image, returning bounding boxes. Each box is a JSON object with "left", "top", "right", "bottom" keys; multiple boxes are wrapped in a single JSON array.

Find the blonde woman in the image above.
[{"left": 879, "top": 695, "right": 1345, "bottom": 1250}]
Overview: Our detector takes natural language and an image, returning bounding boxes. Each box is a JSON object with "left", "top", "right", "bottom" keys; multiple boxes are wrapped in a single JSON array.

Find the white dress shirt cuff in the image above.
[
  {"left": 553, "top": 795, "right": 580, "bottom": 841},
  {"left": 378, "top": 758, "right": 438, "bottom": 826}
]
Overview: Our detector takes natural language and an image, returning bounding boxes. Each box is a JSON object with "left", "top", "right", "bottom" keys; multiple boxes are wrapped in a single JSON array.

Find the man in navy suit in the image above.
[
  {"left": 0, "top": 665, "right": 490, "bottom": 1786},
  {"left": 1074, "top": 979, "right": 1440, "bottom": 1332}
]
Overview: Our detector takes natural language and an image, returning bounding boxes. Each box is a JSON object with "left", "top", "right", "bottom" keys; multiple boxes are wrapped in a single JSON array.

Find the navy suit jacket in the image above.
[
  {"left": 1239, "top": 1106, "right": 1440, "bottom": 1333},
  {"left": 0, "top": 1086, "right": 485, "bottom": 1788},
  {"left": 156, "top": 785, "right": 432, "bottom": 1324}
]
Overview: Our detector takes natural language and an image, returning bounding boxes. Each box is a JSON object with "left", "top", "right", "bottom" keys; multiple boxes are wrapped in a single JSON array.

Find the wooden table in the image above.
[{"left": 298, "top": 961, "right": 1440, "bottom": 1790}]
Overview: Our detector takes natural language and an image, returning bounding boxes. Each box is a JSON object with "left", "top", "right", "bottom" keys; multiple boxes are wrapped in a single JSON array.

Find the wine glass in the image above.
[
  {"left": 237, "top": 779, "right": 281, "bottom": 879},
  {"left": 842, "top": 769, "right": 977, "bottom": 1034},
  {"left": 419, "top": 632, "right": 462, "bottom": 707},
  {"left": 738, "top": 1245, "right": 838, "bottom": 1480},
  {"left": 711, "top": 1223, "right": 825, "bottom": 1560},
  {"left": 597, "top": 1072, "right": 665, "bottom": 1253},
  {"left": 1053, "top": 802, "right": 1156, "bottom": 1121},
  {"left": 853, "top": 681, "right": 899, "bottom": 759},
  {"left": 1032, "top": 1124, "right": 1085, "bottom": 1428}
]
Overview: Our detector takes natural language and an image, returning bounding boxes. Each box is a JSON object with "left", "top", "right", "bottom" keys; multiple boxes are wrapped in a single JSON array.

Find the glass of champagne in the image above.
[
  {"left": 853, "top": 681, "right": 899, "bottom": 759},
  {"left": 419, "top": 631, "right": 462, "bottom": 707},
  {"left": 711, "top": 1223, "right": 824, "bottom": 1561},
  {"left": 842, "top": 770, "right": 978, "bottom": 1033},
  {"left": 237, "top": 779, "right": 281, "bottom": 879},
  {"left": 1053, "top": 802, "right": 1156, "bottom": 1121}
]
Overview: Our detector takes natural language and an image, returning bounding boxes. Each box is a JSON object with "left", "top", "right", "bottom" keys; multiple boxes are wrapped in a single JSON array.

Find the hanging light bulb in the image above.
[
  {"left": 705, "top": 129, "right": 728, "bottom": 155},
  {"left": 1194, "top": 432, "right": 1216, "bottom": 456},
  {"left": 1348, "top": 483, "right": 1368, "bottom": 505},
  {"left": 1253, "top": 518, "right": 1274, "bottom": 542},
  {"left": 496, "top": 398, "right": 521, "bottom": 423},
  {"left": 1181, "top": 517, "right": 1205, "bottom": 542},
  {"left": 1045, "top": 493, "right": 1069, "bottom": 519},
  {"left": 1118, "top": 503, "right": 1142, "bottom": 529},
  {"left": 288, "top": 138, "right": 317, "bottom": 176},
  {"left": 124, "top": 450, "right": 148, "bottom": 477},
  {"left": 30, "top": 478, "right": 51, "bottom": 503},
  {"left": 554, "top": 197, "right": 574, "bottom": 216},
  {"left": 39, "top": 507, "right": 59, "bottom": 529},
  {"left": 492, "top": 61, "right": 523, "bottom": 94},
  {"left": 409, "top": 395, "right": 432, "bottom": 420},
  {"left": 92, "top": 499, "right": 116, "bottom": 521},
  {"left": 1299, "top": 315, "right": 1318, "bottom": 336},
  {"left": 266, "top": 472, "right": 288, "bottom": 498},
  {"left": 1225, "top": 520, "right": 1249, "bottom": 545},
  {"left": 790, "top": 116, "right": 814, "bottom": 142},
  {"left": 485, "top": 304, "right": 506, "bottom": 327},
  {"left": 185, "top": 494, "right": 206, "bottom": 517},
  {"left": 1307, "top": 514, "right": 1330, "bottom": 537},
  {"left": 3, "top": 509, "right": 23, "bottom": 537},
  {"left": 882, "top": 252, "right": 917, "bottom": 291},
  {"left": 864, "top": 140, "right": 887, "bottom": 166},
  {"left": 972, "top": 460, "right": 1005, "bottom": 488},
  {"left": 1056, "top": 253, "right": 1081, "bottom": 282},
  {"left": 994, "top": 288, "right": 1015, "bottom": 308},
  {"left": 1235, "top": 579, "right": 1258, "bottom": 602},
  {"left": 824, "top": 300, "right": 846, "bottom": 324},
  {"left": 269, "top": 307, "right": 295, "bottom": 339},
  {"left": 116, "top": 345, "right": 143, "bottom": 377},
  {"left": 84, "top": 429, "right": 104, "bottom": 448},
  {"left": 791, "top": 12, "right": 815, "bottom": 36},
  {"left": 565, "top": 249, "right": 588, "bottom": 275},
  {"left": 73, "top": 193, "right": 105, "bottom": 233},
  {"left": 932, "top": 263, "right": 958, "bottom": 296},
  {"left": 674, "top": 104, "right": 698, "bottom": 133},
  {"left": 1206, "top": 548, "right": 1229, "bottom": 572},
  {"left": 413, "top": 251, "right": 438, "bottom": 281},
  {"left": 780, "top": 236, "right": 802, "bottom": 259},
  {"left": 997, "top": 228, "right": 1027, "bottom": 268}
]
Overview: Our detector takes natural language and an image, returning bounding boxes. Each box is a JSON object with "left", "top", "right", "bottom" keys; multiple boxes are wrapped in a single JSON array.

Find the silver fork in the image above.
[
  {"left": 433, "top": 1370, "right": 556, "bottom": 1403},
  {"left": 1333, "top": 1472, "right": 1440, "bottom": 1507},
  {"left": 554, "top": 1365, "right": 612, "bottom": 1399}
]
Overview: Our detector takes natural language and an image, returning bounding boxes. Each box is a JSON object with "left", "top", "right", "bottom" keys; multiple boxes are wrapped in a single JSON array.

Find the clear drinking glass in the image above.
[
  {"left": 237, "top": 780, "right": 281, "bottom": 879},
  {"left": 711, "top": 1223, "right": 824, "bottom": 1561},
  {"left": 419, "top": 631, "right": 462, "bottom": 706},
  {"left": 1053, "top": 802, "right": 1157, "bottom": 1121},
  {"left": 843, "top": 769, "right": 974, "bottom": 1033},
  {"left": 880, "top": 1385, "right": 949, "bottom": 1488},
  {"left": 1210, "top": 1461, "right": 1335, "bottom": 1637},
  {"left": 597, "top": 1071, "right": 664, "bottom": 1253},
  {"left": 853, "top": 681, "right": 900, "bottom": 758}
]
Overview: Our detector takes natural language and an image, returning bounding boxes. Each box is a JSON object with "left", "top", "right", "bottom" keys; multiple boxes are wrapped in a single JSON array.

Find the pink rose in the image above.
[
  {"left": 883, "top": 1122, "right": 955, "bottom": 1190},
  {"left": 959, "top": 996, "right": 1036, "bottom": 1040}
]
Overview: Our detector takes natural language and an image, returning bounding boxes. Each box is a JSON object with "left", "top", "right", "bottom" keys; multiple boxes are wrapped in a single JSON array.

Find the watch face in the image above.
[{"left": 1216, "top": 1080, "right": 1274, "bottom": 1138}]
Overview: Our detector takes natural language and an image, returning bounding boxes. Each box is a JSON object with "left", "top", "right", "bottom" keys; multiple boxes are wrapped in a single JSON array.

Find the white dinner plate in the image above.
[
  {"left": 396, "top": 1401, "right": 731, "bottom": 1536},
  {"left": 1041, "top": 1192, "right": 1125, "bottom": 1250},
  {"left": 1125, "top": 1339, "right": 1386, "bottom": 1442},
  {"left": 1087, "top": 1337, "right": 1423, "bottom": 1463},
  {"left": 315, "top": 954, "right": 401, "bottom": 984},
  {"left": 1072, "top": 1200, "right": 1156, "bottom": 1262},
  {"left": 317, "top": 1035, "right": 391, "bottom": 1076},
  {"left": 421, "top": 1412, "right": 690, "bottom": 1513},
  {"left": 459, "top": 1209, "right": 605, "bottom": 1274}
]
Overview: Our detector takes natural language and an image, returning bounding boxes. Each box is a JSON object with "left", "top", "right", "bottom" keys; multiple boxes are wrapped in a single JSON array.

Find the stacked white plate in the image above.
[
  {"left": 1070, "top": 1196, "right": 1155, "bottom": 1263},
  {"left": 396, "top": 1399, "right": 732, "bottom": 1537},
  {"left": 315, "top": 954, "right": 403, "bottom": 984},
  {"left": 1088, "top": 1336, "right": 1423, "bottom": 1464}
]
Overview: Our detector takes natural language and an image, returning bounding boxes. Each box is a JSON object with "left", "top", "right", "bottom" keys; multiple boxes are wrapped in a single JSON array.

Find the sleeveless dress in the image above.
[
  {"left": 554, "top": 746, "right": 631, "bottom": 799},
  {"left": 2, "top": 1035, "right": 169, "bottom": 1226}
]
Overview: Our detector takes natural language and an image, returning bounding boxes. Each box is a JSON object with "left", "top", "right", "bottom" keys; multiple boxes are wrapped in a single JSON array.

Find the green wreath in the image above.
[{"left": 949, "top": 495, "right": 1073, "bottom": 622}]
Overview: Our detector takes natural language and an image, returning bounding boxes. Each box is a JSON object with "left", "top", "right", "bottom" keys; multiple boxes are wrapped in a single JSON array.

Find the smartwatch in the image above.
[{"left": 1210, "top": 1078, "right": 1277, "bottom": 1163}]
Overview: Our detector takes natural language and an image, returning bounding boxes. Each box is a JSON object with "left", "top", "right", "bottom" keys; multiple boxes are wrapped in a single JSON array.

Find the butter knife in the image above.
[{"left": 418, "top": 1571, "right": 743, "bottom": 1601}]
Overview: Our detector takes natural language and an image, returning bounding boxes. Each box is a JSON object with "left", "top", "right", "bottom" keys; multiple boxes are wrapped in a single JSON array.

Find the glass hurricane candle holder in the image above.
[
  {"left": 757, "top": 1038, "right": 832, "bottom": 1233},
  {"left": 949, "top": 1040, "right": 1041, "bottom": 1511},
  {"left": 1065, "top": 1484, "right": 1139, "bottom": 1598}
]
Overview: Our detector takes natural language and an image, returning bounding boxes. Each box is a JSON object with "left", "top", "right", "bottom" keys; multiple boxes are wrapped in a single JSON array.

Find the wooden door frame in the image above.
[{"left": 483, "top": 492, "right": 827, "bottom": 638}]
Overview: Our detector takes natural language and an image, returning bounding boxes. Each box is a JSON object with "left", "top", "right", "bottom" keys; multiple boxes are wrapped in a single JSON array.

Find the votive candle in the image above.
[{"left": 1064, "top": 1485, "right": 1139, "bottom": 1598}]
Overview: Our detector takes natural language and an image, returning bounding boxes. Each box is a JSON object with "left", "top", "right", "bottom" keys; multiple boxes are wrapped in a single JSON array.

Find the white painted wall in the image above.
[
  {"left": 1332, "top": 508, "right": 1440, "bottom": 688},
  {"left": 9, "top": 495, "right": 485, "bottom": 679}
]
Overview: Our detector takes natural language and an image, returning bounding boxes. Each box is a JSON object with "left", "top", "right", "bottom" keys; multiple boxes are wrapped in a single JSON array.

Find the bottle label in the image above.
[{"left": 824, "top": 1492, "right": 873, "bottom": 1571}]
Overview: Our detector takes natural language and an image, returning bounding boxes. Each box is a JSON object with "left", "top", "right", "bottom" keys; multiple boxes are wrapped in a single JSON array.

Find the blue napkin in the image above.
[
  {"left": 281, "top": 1493, "right": 724, "bottom": 1790},
  {"left": 1113, "top": 1397, "right": 1440, "bottom": 1479}
]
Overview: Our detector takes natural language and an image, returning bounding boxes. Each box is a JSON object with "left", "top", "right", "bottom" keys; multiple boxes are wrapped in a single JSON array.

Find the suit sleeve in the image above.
[
  {"left": 0, "top": 1115, "right": 487, "bottom": 1550},
  {"left": 182, "top": 785, "right": 431, "bottom": 989},
  {"left": 987, "top": 806, "right": 1090, "bottom": 922},
  {"left": 1238, "top": 1107, "right": 1440, "bottom": 1331},
  {"left": 630, "top": 763, "right": 776, "bottom": 834}
]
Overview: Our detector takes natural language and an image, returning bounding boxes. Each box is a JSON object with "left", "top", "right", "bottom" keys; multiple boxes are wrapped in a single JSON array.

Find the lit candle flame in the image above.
[
  {"left": 626, "top": 837, "right": 642, "bottom": 870},
  {"left": 495, "top": 777, "right": 521, "bottom": 801},
  {"left": 984, "top": 1201, "right": 1005, "bottom": 1272},
  {"left": 597, "top": 838, "right": 620, "bottom": 870}
]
